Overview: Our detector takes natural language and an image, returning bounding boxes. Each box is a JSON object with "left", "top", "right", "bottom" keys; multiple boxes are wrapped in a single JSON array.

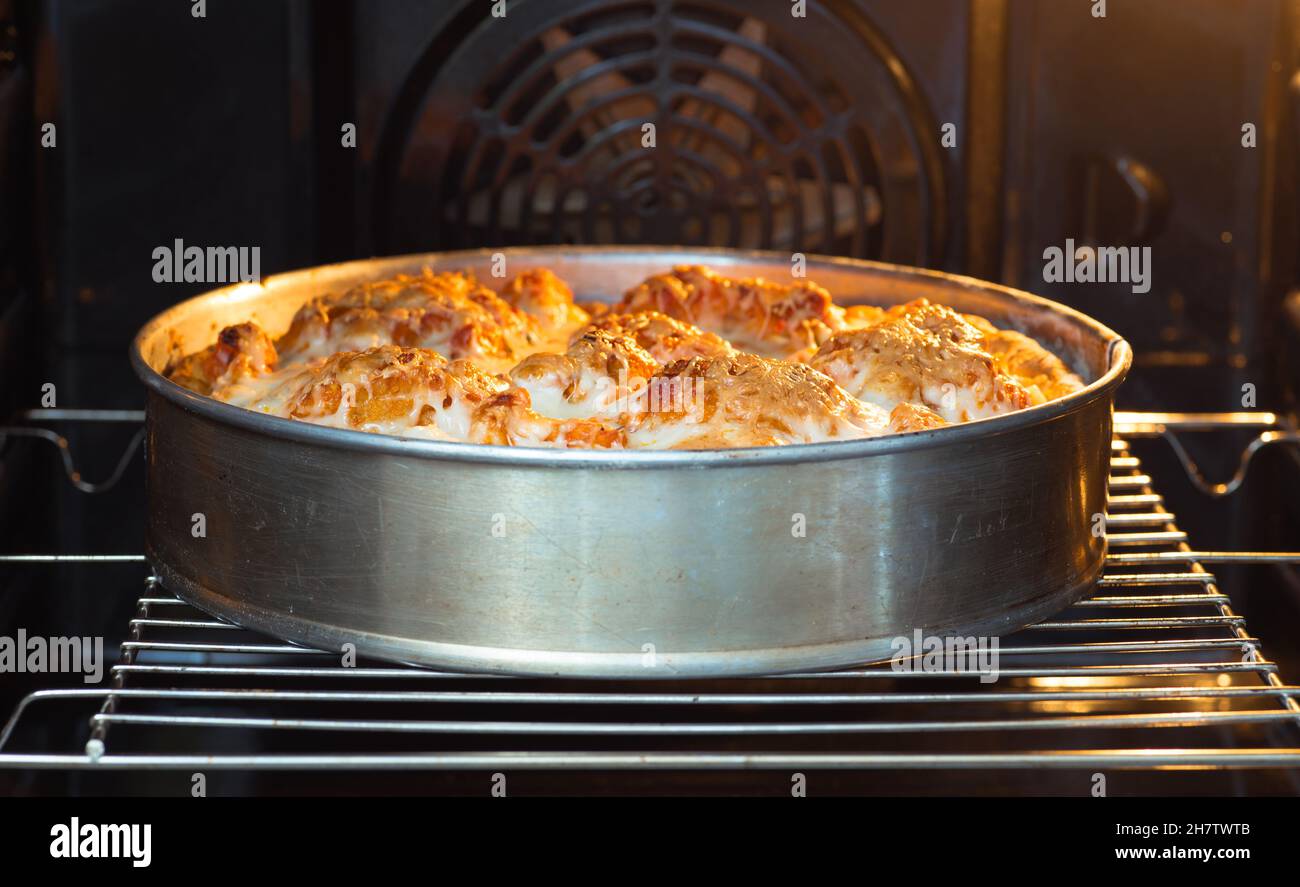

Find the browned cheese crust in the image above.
[{"left": 166, "top": 267, "right": 1085, "bottom": 449}]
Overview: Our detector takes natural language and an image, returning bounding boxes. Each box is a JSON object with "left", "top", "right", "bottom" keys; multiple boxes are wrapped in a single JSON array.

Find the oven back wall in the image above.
[
  {"left": 340, "top": 0, "right": 976, "bottom": 268},
  {"left": 1000, "top": 0, "right": 1300, "bottom": 681},
  {"left": 28, "top": 0, "right": 315, "bottom": 561}
]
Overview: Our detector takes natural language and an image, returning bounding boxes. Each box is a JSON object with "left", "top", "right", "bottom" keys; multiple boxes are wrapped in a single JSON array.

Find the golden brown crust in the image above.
[
  {"left": 630, "top": 352, "right": 886, "bottom": 448},
  {"left": 275, "top": 270, "right": 536, "bottom": 371},
  {"left": 166, "top": 269, "right": 1085, "bottom": 449},
  {"left": 166, "top": 322, "right": 278, "bottom": 396},
  {"left": 500, "top": 268, "right": 591, "bottom": 331},
  {"left": 982, "top": 329, "right": 1085, "bottom": 403},
  {"left": 888, "top": 402, "right": 947, "bottom": 433},
  {"left": 614, "top": 265, "right": 846, "bottom": 358},
  {"left": 843, "top": 304, "right": 888, "bottom": 329},
  {"left": 267, "top": 345, "right": 624, "bottom": 448},
  {"left": 577, "top": 311, "right": 733, "bottom": 363},
  {"left": 510, "top": 328, "right": 659, "bottom": 419},
  {"left": 810, "top": 299, "right": 1033, "bottom": 422}
]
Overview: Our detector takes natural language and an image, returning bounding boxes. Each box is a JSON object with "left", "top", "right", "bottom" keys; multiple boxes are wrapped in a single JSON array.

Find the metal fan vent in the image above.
[{"left": 377, "top": 0, "right": 944, "bottom": 263}]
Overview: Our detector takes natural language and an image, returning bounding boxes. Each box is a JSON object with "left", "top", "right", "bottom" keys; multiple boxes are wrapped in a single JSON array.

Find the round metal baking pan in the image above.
[{"left": 132, "top": 247, "right": 1131, "bottom": 678}]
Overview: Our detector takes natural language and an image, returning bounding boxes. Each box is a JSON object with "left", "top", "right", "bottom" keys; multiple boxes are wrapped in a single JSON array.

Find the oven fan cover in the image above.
[{"left": 374, "top": 0, "right": 945, "bottom": 263}]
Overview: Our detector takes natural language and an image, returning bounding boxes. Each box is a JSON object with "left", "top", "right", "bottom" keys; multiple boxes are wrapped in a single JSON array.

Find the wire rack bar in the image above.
[{"left": 5, "top": 750, "right": 1300, "bottom": 771}]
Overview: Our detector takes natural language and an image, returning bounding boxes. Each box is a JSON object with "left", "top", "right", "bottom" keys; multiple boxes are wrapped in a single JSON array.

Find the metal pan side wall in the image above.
[{"left": 143, "top": 387, "right": 1111, "bottom": 678}]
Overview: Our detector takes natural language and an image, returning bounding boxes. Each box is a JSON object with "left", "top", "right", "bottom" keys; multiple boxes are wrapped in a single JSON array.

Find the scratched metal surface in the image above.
[{"left": 132, "top": 248, "right": 1130, "bottom": 677}]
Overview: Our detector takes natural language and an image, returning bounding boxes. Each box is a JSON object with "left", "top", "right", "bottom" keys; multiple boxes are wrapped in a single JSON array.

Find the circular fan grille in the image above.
[{"left": 376, "top": 0, "right": 944, "bottom": 263}]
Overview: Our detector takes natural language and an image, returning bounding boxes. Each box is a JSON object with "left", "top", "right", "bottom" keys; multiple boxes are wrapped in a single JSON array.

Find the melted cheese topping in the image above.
[
  {"left": 808, "top": 299, "right": 1078, "bottom": 423},
  {"left": 614, "top": 265, "right": 845, "bottom": 358},
  {"left": 165, "top": 266, "right": 1085, "bottom": 449},
  {"left": 509, "top": 329, "right": 658, "bottom": 420},
  {"left": 275, "top": 269, "right": 573, "bottom": 375},
  {"left": 629, "top": 353, "right": 894, "bottom": 448}
]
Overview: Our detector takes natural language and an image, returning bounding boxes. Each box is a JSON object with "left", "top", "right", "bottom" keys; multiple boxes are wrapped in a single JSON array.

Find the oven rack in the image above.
[
  {"left": 0, "top": 439, "right": 1298, "bottom": 781},
  {"left": 4, "top": 408, "right": 1296, "bottom": 501}
]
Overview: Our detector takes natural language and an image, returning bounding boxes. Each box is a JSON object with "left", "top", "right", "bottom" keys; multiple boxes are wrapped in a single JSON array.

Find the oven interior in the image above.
[{"left": 1, "top": 0, "right": 1299, "bottom": 795}]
